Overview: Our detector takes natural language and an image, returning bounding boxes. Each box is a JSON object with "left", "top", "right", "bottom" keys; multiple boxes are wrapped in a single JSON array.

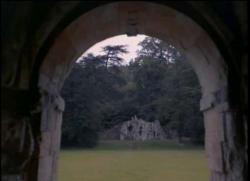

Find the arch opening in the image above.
[{"left": 58, "top": 33, "right": 207, "bottom": 180}]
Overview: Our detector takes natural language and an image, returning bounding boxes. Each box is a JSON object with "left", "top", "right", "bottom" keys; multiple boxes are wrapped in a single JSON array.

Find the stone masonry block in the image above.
[{"left": 204, "top": 109, "right": 225, "bottom": 172}]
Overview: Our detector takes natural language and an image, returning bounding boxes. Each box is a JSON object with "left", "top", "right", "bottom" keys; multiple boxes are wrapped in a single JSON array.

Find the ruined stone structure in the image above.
[
  {"left": 120, "top": 116, "right": 166, "bottom": 141},
  {"left": 2, "top": 1, "right": 248, "bottom": 181}
]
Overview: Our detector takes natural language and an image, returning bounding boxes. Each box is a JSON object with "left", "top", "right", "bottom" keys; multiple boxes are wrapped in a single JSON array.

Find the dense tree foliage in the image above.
[
  {"left": 61, "top": 38, "right": 204, "bottom": 148},
  {"left": 102, "top": 45, "right": 128, "bottom": 68}
]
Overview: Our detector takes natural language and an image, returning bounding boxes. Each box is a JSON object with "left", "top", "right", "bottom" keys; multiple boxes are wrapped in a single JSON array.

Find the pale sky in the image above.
[{"left": 77, "top": 34, "right": 147, "bottom": 64}]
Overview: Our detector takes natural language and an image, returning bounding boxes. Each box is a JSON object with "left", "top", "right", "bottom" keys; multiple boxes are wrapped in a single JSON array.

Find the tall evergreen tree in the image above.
[{"left": 101, "top": 45, "right": 128, "bottom": 68}]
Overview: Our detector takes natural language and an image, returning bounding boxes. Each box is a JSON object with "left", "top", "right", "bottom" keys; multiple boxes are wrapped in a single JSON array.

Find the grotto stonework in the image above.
[{"left": 120, "top": 116, "right": 166, "bottom": 141}]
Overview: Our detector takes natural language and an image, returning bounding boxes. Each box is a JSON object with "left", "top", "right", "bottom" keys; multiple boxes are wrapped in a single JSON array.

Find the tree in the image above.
[
  {"left": 61, "top": 54, "right": 108, "bottom": 147},
  {"left": 135, "top": 37, "right": 204, "bottom": 143},
  {"left": 137, "top": 37, "right": 181, "bottom": 64},
  {"left": 61, "top": 52, "right": 128, "bottom": 147},
  {"left": 102, "top": 45, "right": 128, "bottom": 68},
  {"left": 61, "top": 38, "right": 204, "bottom": 148}
]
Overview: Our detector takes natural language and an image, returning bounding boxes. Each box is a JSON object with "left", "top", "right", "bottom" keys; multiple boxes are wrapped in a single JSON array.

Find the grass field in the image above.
[{"left": 58, "top": 141, "right": 209, "bottom": 181}]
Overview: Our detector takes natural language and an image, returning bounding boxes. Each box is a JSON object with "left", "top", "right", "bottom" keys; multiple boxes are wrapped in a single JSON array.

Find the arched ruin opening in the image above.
[
  {"left": 56, "top": 33, "right": 207, "bottom": 181},
  {"left": 33, "top": 2, "right": 245, "bottom": 181}
]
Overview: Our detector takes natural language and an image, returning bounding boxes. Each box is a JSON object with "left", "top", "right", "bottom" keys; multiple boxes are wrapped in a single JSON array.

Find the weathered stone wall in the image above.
[
  {"left": 120, "top": 116, "right": 166, "bottom": 141},
  {"left": 1, "top": 87, "right": 40, "bottom": 181},
  {"left": 1, "top": 111, "right": 34, "bottom": 181},
  {"left": 1, "top": 2, "right": 78, "bottom": 89}
]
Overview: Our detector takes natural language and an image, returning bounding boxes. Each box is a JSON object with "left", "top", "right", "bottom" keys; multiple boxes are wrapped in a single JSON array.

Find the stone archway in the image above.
[{"left": 35, "top": 2, "right": 245, "bottom": 181}]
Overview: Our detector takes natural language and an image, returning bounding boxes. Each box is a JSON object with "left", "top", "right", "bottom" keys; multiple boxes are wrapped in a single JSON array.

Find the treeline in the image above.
[{"left": 61, "top": 37, "right": 204, "bottom": 148}]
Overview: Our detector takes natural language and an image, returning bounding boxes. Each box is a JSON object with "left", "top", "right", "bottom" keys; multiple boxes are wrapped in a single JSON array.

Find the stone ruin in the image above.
[{"left": 120, "top": 116, "right": 166, "bottom": 141}]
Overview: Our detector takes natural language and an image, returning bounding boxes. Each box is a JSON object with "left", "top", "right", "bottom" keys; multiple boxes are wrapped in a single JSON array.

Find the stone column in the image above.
[
  {"left": 200, "top": 86, "right": 246, "bottom": 181},
  {"left": 37, "top": 75, "right": 65, "bottom": 181}
]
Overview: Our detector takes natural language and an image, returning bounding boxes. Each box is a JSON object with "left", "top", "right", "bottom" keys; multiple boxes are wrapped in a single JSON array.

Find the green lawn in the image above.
[{"left": 58, "top": 141, "right": 209, "bottom": 181}]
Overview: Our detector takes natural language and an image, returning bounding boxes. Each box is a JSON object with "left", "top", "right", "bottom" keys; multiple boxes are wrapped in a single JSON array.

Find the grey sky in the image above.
[{"left": 77, "top": 34, "right": 147, "bottom": 64}]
